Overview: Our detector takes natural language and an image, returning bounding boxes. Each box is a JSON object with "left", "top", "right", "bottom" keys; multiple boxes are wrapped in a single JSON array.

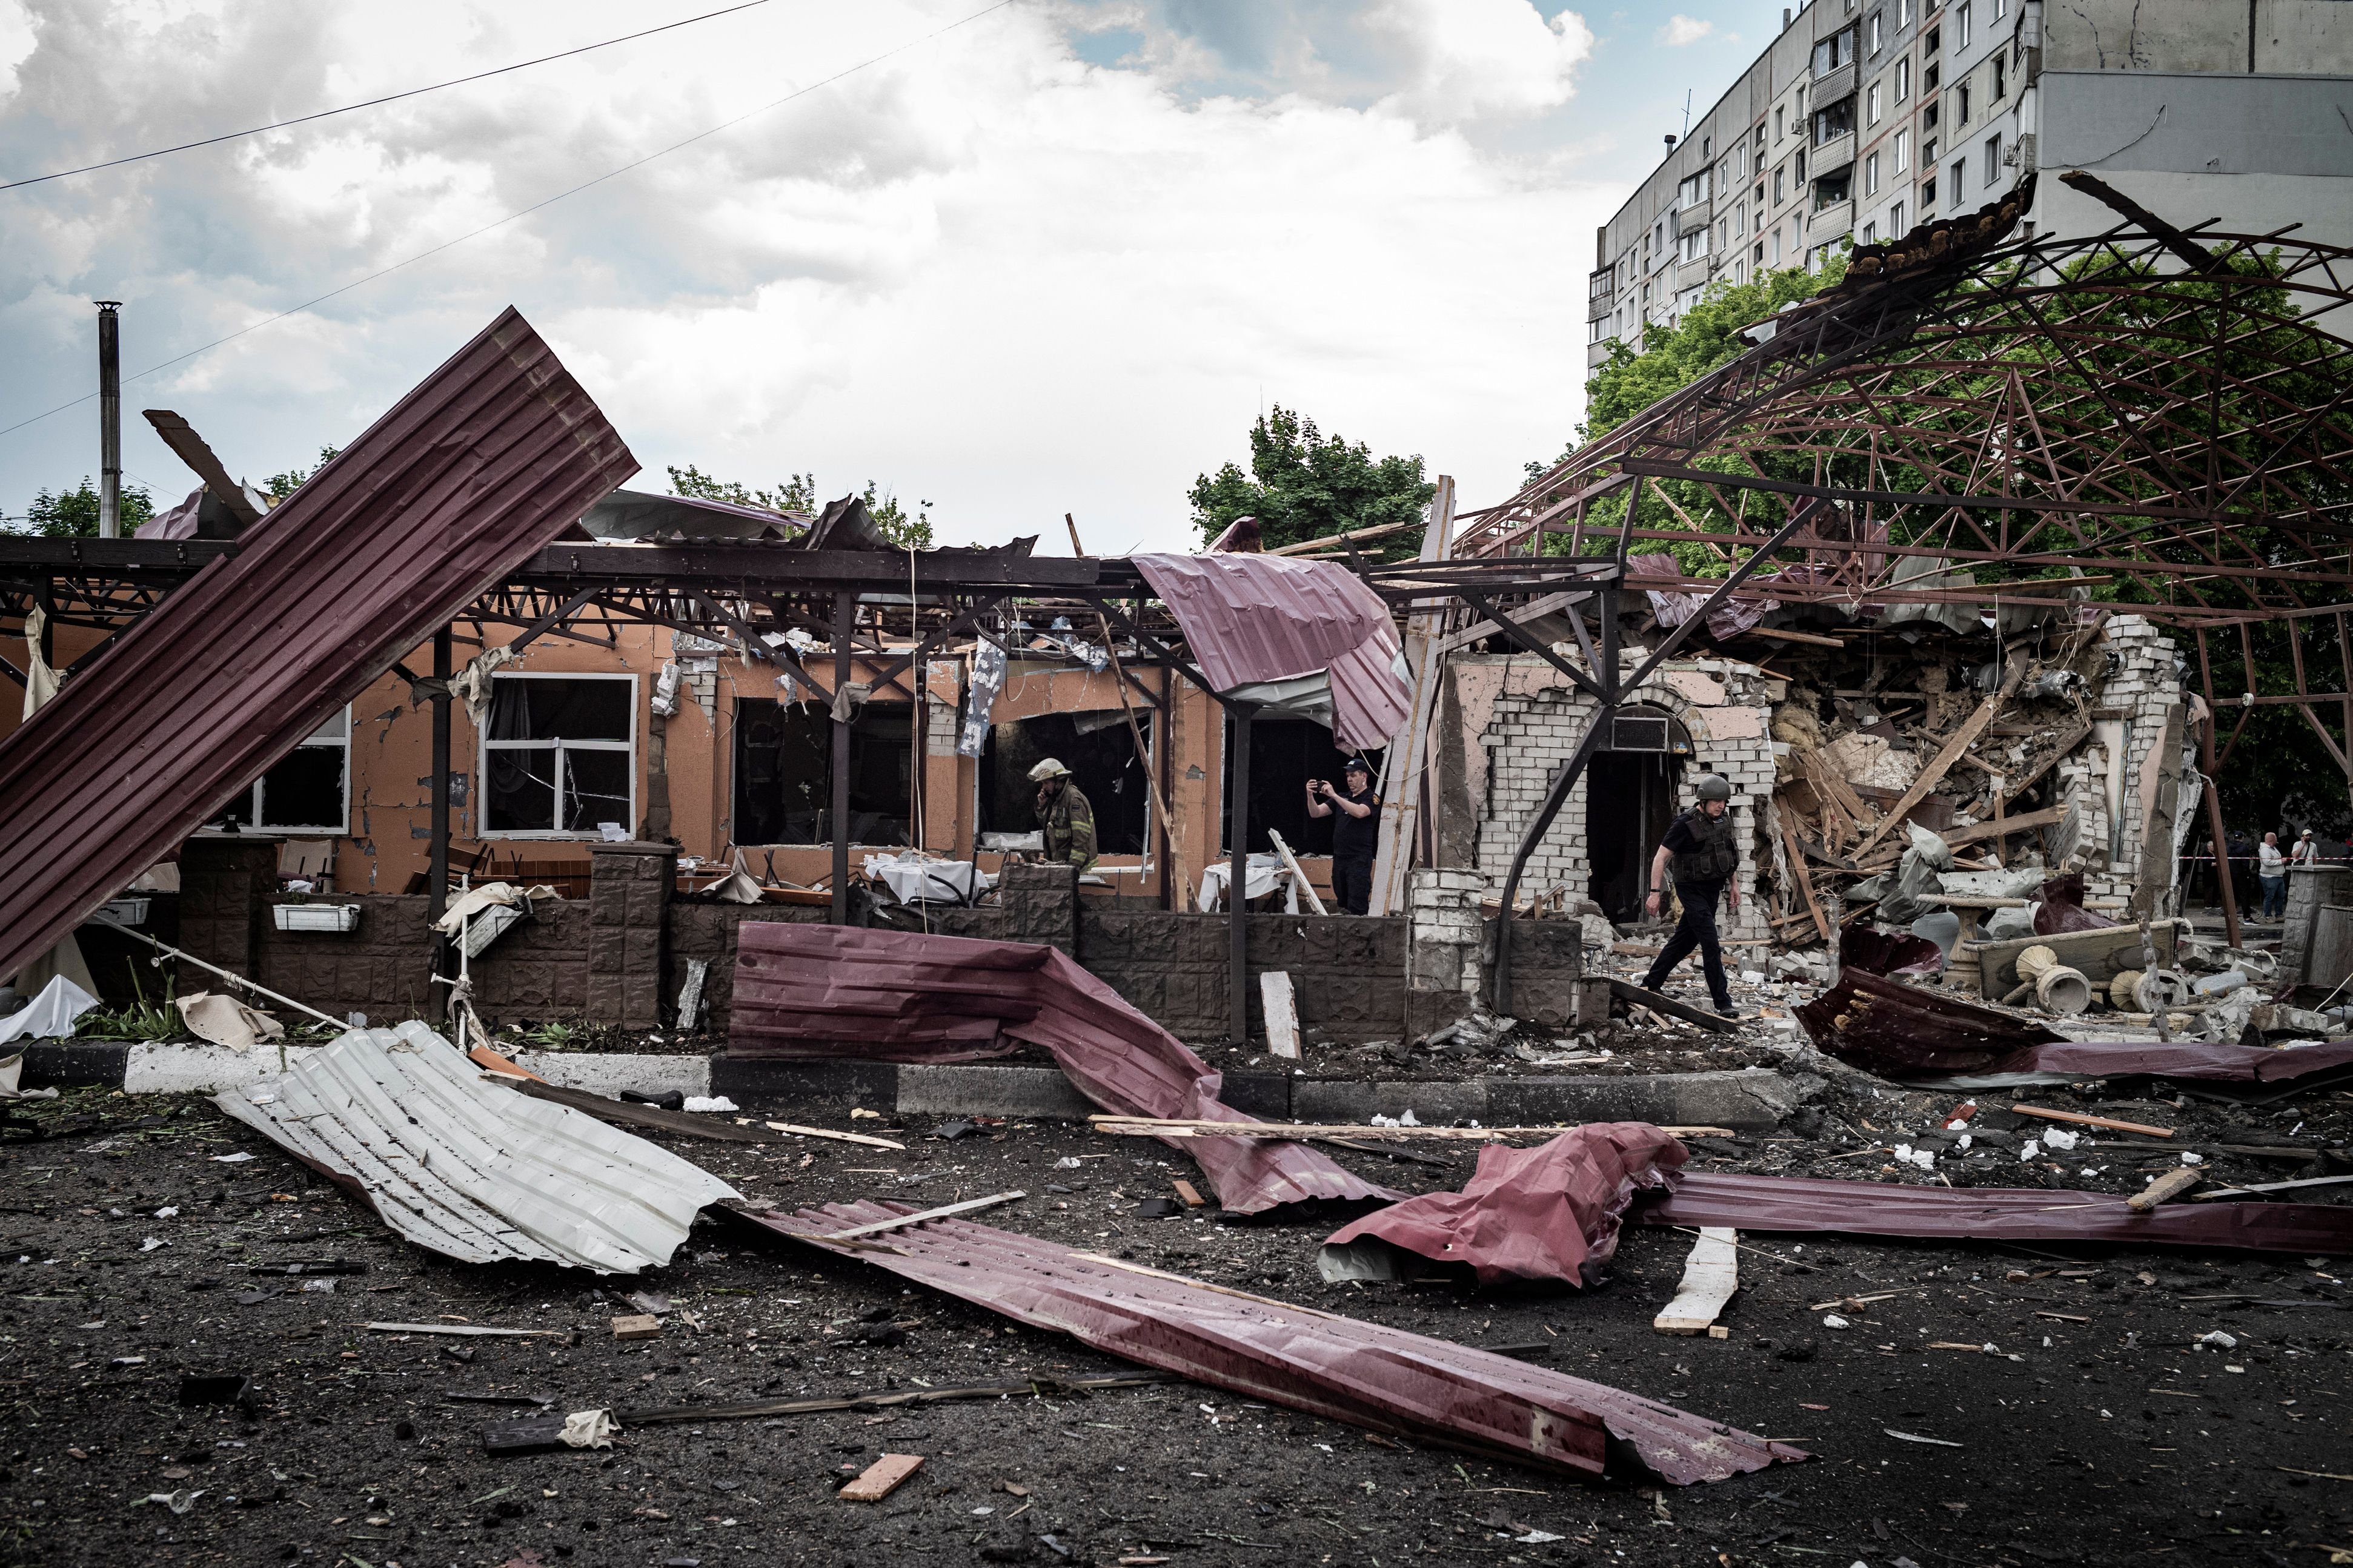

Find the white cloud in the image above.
[
  {"left": 0, "top": 1, "right": 1624, "bottom": 549},
  {"left": 1656, "top": 14, "right": 1714, "bottom": 47}
]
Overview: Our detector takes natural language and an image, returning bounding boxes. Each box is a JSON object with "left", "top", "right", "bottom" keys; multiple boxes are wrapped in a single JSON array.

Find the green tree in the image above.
[
  {"left": 1188, "top": 406, "right": 1436, "bottom": 554},
  {"left": 264, "top": 446, "right": 342, "bottom": 500},
  {"left": 666, "top": 465, "right": 934, "bottom": 549},
  {"left": 10, "top": 477, "right": 155, "bottom": 537}
]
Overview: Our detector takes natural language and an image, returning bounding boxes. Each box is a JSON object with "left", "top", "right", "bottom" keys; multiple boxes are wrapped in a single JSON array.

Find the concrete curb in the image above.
[{"left": 25, "top": 1043, "right": 1814, "bottom": 1131}]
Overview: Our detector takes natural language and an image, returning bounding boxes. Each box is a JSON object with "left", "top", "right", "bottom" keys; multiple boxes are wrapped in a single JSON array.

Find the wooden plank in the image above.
[
  {"left": 1976, "top": 919, "right": 2179, "bottom": 993},
  {"left": 1260, "top": 971, "right": 1302, "bottom": 1060},
  {"left": 1367, "top": 477, "right": 1454, "bottom": 916},
  {"left": 838, "top": 1453, "right": 925, "bottom": 1503},
  {"left": 1088, "top": 1115, "right": 1737, "bottom": 1140},
  {"left": 2191, "top": 1174, "right": 2353, "bottom": 1201},
  {"left": 2126, "top": 1166, "right": 2203, "bottom": 1211},
  {"left": 2011, "top": 1104, "right": 2174, "bottom": 1138},
  {"left": 1653, "top": 1227, "right": 1739, "bottom": 1335},
  {"left": 762, "top": 1120, "right": 908, "bottom": 1150},
  {"left": 1851, "top": 658, "right": 2026, "bottom": 858},
  {"left": 1776, "top": 807, "right": 1830, "bottom": 944},
  {"left": 1172, "top": 1179, "right": 1206, "bottom": 1208},
  {"left": 821, "top": 1191, "right": 1026, "bottom": 1242},
  {"left": 499, "top": 1078, "right": 786, "bottom": 1144},
  {"left": 1607, "top": 977, "right": 1739, "bottom": 1033},
  {"left": 1940, "top": 805, "right": 2066, "bottom": 847},
  {"left": 1265, "top": 517, "right": 1423, "bottom": 557},
  {"left": 610, "top": 1314, "right": 662, "bottom": 1340},
  {"left": 1264, "top": 829, "right": 1328, "bottom": 916}
]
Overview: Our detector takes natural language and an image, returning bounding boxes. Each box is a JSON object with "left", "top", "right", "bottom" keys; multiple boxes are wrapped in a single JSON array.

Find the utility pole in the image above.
[{"left": 96, "top": 301, "right": 122, "bottom": 538}]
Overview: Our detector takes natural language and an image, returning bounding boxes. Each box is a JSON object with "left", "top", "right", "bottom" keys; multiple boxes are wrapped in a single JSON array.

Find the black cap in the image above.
[{"left": 1342, "top": 756, "right": 1373, "bottom": 775}]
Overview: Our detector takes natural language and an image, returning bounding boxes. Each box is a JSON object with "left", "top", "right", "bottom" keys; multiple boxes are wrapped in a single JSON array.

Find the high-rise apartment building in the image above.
[{"left": 1587, "top": 0, "right": 2353, "bottom": 370}]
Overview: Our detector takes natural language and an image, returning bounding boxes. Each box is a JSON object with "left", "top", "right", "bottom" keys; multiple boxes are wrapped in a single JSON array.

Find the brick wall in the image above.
[{"left": 1078, "top": 909, "right": 1410, "bottom": 1043}]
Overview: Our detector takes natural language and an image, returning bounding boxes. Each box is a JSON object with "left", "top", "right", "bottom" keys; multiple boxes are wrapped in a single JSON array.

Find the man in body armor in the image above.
[{"left": 1639, "top": 773, "right": 1742, "bottom": 1017}]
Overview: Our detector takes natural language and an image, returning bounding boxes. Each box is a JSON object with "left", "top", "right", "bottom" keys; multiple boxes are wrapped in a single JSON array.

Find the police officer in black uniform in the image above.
[
  {"left": 1306, "top": 757, "right": 1381, "bottom": 915},
  {"left": 1639, "top": 773, "right": 1741, "bottom": 1017}
]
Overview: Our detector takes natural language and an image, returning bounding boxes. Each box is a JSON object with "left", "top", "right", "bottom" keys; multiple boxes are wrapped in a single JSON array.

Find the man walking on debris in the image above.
[
  {"left": 1640, "top": 773, "right": 1741, "bottom": 1017},
  {"left": 1306, "top": 756, "right": 1381, "bottom": 915},
  {"left": 1029, "top": 758, "right": 1098, "bottom": 873}
]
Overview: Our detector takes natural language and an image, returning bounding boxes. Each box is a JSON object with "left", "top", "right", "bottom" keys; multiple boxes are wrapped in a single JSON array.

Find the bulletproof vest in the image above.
[{"left": 1670, "top": 807, "right": 1739, "bottom": 885}]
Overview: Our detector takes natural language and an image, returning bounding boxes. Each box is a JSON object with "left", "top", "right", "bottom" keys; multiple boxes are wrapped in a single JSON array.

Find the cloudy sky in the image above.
[{"left": 0, "top": 0, "right": 1773, "bottom": 552}]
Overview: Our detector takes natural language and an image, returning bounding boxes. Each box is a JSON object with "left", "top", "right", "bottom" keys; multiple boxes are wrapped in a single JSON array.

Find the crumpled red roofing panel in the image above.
[
  {"left": 1799, "top": 967, "right": 2353, "bottom": 1088},
  {"left": 0, "top": 308, "right": 636, "bottom": 985},
  {"left": 1129, "top": 552, "right": 1408, "bottom": 752},
  {"left": 1638, "top": 1171, "right": 2353, "bottom": 1255},
  {"left": 728, "top": 923, "right": 1401, "bottom": 1214},
  {"left": 1323, "top": 1123, "right": 1687, "bottom": 1285},
  {"left": 737, "top": 1199, "right": 1809, "bottom": 1486}
]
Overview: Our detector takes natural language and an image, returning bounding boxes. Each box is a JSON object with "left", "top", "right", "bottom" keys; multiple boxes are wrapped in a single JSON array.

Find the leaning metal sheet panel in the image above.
[
  {"left": 1638, "top": 1172, "right": 2353, "bottom": 1255},
  {"left": 739, "top": 1200, "right": 1807, "bottom": 1486},
  {"left": 1130, "top": 553, "right": 1409, "bottom": 752},
  {"left": 0, "top": 306, "right": 637, "bottom": 985},
  {"left": 728, "top": 922, "right": 1401, "bottom": 1214},
  {"left": 214, "top": 1022, "right": 735, "bottom": 1272}
]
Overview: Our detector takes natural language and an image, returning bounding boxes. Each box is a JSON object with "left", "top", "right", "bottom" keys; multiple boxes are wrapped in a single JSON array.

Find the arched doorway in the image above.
[{"left": 1584, "top": 704, "right": 1693, "bottom": 921}]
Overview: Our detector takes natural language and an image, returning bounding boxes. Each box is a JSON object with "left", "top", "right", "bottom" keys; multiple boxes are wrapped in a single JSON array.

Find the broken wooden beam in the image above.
[{"left": 1653, "top": 1227, "right": 1738, "bottom": 1335}]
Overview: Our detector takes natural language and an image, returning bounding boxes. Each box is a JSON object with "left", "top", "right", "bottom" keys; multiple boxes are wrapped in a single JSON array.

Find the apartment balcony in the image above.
[
  {"left": 1810, "top": 200, "right": 1856, "bottom": 240},
  {"left": 1673, "top": 199, "right": 1713, "bottom": 234},
  {"left": 1812, "top": 127, "right": 1856, "bottom": 174},
  {"left": 1676, "top": 255, "right": 1716, "bottom": 292},
  {"left": 1813, "top": 59, "right": 1857, "bottom": 105}
]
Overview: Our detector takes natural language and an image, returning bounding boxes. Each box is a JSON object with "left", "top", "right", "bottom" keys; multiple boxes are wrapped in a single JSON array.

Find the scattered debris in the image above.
[
  {"left": 1653, "top": 1228, "right": 1739, "bottom": 1335},
  {"left": 839, "top": 1453, "right": 927, "bottom": 1503},
  {"left": 610, "top": 1314, "right": 662, "bottom": 1341}
]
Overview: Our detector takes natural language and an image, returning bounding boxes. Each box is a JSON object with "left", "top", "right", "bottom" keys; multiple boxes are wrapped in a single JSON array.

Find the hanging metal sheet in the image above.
[
  {"left": 1638, "top": 1171, "right": 2353, "bottom": 1255},
  {"left": 216, "top": 1022, "right": 734, "bottom": 1272},
  {"left": 728, "top": 922, "right": 1400, "bottom": 1214},
  {"left": 736, "top": 1199, "right": 1808, "bottom": 1487},
  {"left": 1130, "top": 553, "right": 1409, "bottom": 752},
  {"left": 0, "top": 307, "right": 636, "bottom": 985}
]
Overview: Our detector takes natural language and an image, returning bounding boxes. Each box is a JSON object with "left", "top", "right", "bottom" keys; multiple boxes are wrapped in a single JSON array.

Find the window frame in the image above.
[
  {"left": 478, "top": 671, "right": 639, "bottom": 841},
  {"left": 1896, "top": 58, "right": 1910, "bottom": 102},
  {"left": 1894, "top": 127, "right": 1910, "bottom": 173},
  {"left": 225, "top": 706, "right": 352, "bottom": 835}
]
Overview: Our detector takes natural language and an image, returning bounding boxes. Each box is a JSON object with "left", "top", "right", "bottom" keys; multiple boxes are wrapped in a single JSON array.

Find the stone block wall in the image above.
[
  {"left": 1077, "top": 909, "right": 1410, "bottom": 1044},
  {"left": 251, "top": 893, "right": 436, "bottom": 1025},
  {"left": 177, "top": 839, "right": 279, "bottom": 997},
  {"left": 1407, "top": 868, "right": 1484, "bottom": 1033},
  {"left": 670, "top": 903, "right": 829, "bottom": 1036},
  {"left": 588, "top": 842, "right": 672, "bottom": 1029}
]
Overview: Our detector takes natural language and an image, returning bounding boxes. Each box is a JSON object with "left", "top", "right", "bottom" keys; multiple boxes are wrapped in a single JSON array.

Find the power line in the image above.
[
  {"left": 0, "top": 0, "right": 1019, "bottom": 445},
  {"left": 1, "top": 0, "right": 778, "bottom": 194}
]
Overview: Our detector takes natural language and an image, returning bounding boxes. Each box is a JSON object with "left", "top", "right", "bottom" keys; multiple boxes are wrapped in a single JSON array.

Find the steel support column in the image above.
[
  {"left": 1227, "top": 700, "right": 1258, "bottom": 1046},
  {"left": 831, "top": 589, "right": 854, "bottom": 926},
  {"left": 427, "top": 625, "right": 453, "bottom": 1022}
]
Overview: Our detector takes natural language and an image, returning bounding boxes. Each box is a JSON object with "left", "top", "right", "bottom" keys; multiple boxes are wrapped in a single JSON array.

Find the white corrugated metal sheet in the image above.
[{"left": 214, "top": 1022, "right": 735, "bottom": 1273}]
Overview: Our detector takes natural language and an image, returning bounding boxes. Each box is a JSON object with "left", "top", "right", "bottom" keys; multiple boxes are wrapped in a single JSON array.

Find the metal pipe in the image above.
[
  {"left": 428, "top": 626, "right": 453, "bottom": 1021},
  {"left": 1227, "top": 701, "right": 1257, "bottom": 1045},
  {"left": 831, "top": 589, "right": 854, "bottom": 925},
  {"left": 92, "top": 915, "right": 343, "bottom": 1032},
  {"left": 95, "top": 302, "right": 122, "bottom": 539}
]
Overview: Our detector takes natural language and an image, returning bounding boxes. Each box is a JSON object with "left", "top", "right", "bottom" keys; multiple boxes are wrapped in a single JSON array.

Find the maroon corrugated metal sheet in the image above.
[
  {"left": 1130, "top": 553, "right": 1409, "bottom": 752},
  {"left": 0, "top": 308, "right": 636, "bottom": 985},
  {"left": 1323, "top": 1123, "right": 1687, "bottom": 1285},
  {"left": 728, "top": 923, "right": 1399, "bottom": 1214},
  {"left": 739, "top": 1199, "right": 1808, "bottom": 1486},
  {"left": 1639, "top": 1172, "right": 2353, "bottom": 1254},
  {"left": 1800, "top": 968, "right": 2353, "bottom": 1087}
]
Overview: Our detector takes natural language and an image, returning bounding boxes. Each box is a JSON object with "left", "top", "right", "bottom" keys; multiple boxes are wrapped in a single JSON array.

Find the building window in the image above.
[
  {"left": 1890, "top": 199, "right": 1906, "bottom": 234},
  {"left": 1678, "top": 226, "right": 1710, "bottom": 263},
  {"left": 1993, "top": 51, "right": 2006, "bottom": 98},
  {"left": 1994, "top": 0, "right": 2006, "bottom": 16},
  {"left": 217, "top": 708, "right": 350, "bottom": 833},
  {"left": 1813, "top": 97, "right": 1853, "bottom": 147},
  {"left": 1868, "top": 82, "right": 1882, "bottom": 125},
  {"left": 1924, "top": 25, "right": 1939, "bottom": 56},
  {"left": 1589, "top": 316, "right": 1606, "bottom": 343},
  {"left": 1774, "top": 165, "right": 1786, "bottom": 203},
  {"left": 1868, "top": 9, "right": 1883, "bottom": 53},
  {"left": 483, "top": 674, "right": 635, "bottom": 837},
  {"left": 1957, "top": 79, "right": 1971, "bottom": 126},
  {"left": 1812, "top": 26, "right": 1857, "bottom": 76},
  {"left": 1957, "top": 1, "right": 1971, "bottom": 47},
  {"left": 1865, "top": 150, "right": 1881, "bottom": 193},
  {"left": 1796, "top": 148, "right": 1807, "bottom": 181},
  {"left": 1814, "top": 167, "right": 1853, "bottom": 210},
  {"left": 1894, "top": 129, "right": 1910, "bottom": 173},
  {"left": 1949, "top": 157, "right": 1965, "bottom": 199},
  {"left": 1896, "top": 58, "right": 1910, "bottom": 102},
  {"left": 1771, "top": 227, "right": 1782, "bottom": 263},
  {"left": 1984, "top": 131, "right": 2002, "bottom": 185},
  {"left": 1899, "top": 0, "right": 1911, "bottom": 19},
  {"left": 1862, "top": 221, "right": 1877, "bottom": 243},
  {"left": 733, "top": 695, "right": 919, "bottom": 847},
  {"left": 1677, "top": 170, "right": 1712, "bottom": 208},
  {"left": 1754, "top": 240, "right": 1765, "bottom": 264}
]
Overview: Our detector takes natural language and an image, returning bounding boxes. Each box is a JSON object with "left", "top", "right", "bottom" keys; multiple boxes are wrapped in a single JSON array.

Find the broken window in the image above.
[
  {"left": 732, "top": 696, "right": 913, "bottom": 847},
  {"left": 1221, "top": 716, "right": 1383, "bottom": 856},
  {"left": 977, "top": 710, "right": 1152, "bottom": 855},
  {"left": 482, "top": 675, "right": 634, "bottom": 837},
  {"left": 216, "top": 707, "right": 349, "bottom": 833}
]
